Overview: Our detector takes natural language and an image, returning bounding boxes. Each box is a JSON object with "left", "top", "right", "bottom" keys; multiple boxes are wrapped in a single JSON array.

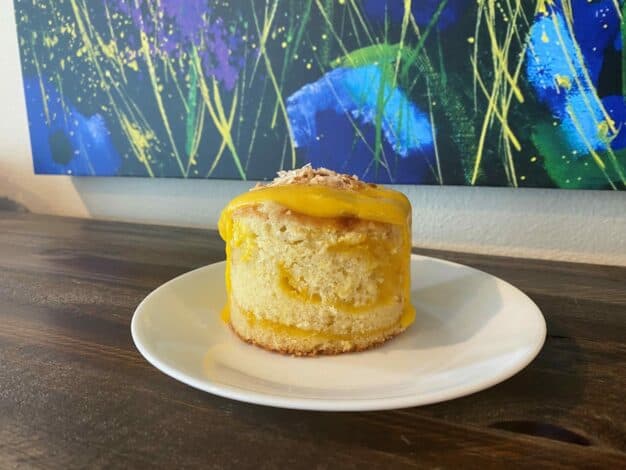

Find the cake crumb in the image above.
[{"left": 253, "top": 164, "right": 372, "bottom": 191}]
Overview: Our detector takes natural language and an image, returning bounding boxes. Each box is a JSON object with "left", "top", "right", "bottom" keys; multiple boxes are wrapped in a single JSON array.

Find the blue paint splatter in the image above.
[
  {"left": 287, "top": 65, "right": 434, "bottom": 183},
  {"left": 560, "top": 93, "right": 609, "bottom": 153},
  {"left": 24, "top": 77, "right": 122, "bottom": 175},
  {"left": 601, "top": 95, "right": 626, "bottom": 150},
  {"left": 525, "top": 11, "right": 589, "bottom": 112},
  {"left": 525, "top": 1, "right": 626, "bottom": 155},
  {"left": 568, "top": 0, "right": 621, "bottom": 62},
  {"left": 362, "top": 0, "right": 471, "bottom": 31}
]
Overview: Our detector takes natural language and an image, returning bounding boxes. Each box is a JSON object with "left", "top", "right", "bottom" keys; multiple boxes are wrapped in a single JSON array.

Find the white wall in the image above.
[{"left": 1, "top": 3, "right": 624, "bottom": 266}]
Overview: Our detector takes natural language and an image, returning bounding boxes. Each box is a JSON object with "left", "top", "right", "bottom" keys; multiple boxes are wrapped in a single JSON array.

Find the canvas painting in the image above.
[{"left": 13, "top": 0, "right": 626, "bottom": 189}]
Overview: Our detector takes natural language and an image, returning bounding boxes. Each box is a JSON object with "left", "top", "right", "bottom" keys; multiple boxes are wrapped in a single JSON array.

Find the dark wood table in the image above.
[{"left": 1, "top": 206, "right": 625, "bottom": 469}]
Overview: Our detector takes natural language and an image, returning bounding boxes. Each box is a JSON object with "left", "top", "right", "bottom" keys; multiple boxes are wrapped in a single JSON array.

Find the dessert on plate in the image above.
[{"left": 218, "top": 165, "right": 414, "bottom": 356}]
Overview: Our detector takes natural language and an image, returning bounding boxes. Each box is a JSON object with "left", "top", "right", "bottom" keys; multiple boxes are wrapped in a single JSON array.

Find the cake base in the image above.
[{"left": 228, "top": 303, "right": 406, "bottom": 356}]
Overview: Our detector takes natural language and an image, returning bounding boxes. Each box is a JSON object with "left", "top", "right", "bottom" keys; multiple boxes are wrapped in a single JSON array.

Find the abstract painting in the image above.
[{"left": 13, "top": 0, "right": 626, "bottom": 189}]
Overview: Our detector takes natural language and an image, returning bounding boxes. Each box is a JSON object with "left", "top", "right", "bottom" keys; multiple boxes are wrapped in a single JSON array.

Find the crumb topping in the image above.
[{"left": 253, "top": 164, "right": 372, "bottom": 191}]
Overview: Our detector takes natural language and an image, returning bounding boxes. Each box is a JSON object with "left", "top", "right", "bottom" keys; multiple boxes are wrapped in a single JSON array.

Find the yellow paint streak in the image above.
[
  {"left": 60, "top": 23, "right": 77, "bottom": 39},
  {"left": 556, "top": 0, "right": 573, "bottom": 24},
  {"left": 471, "top": 0, "right": 525, "bottom": 186},
  {"left": 536, "top": 0, "right": 553, "bottom": 16},
  {"left": 102, "top": 0, "right": 127, "bottom": 84},
  {"left": 565, "top": 107, "right": 606, "bottom": 171},
  {"left": 166, "top": 58, "right": 189, "bottom": 113},
  {"left": 314, "top": 0, "right": 398, "bottom": 172},
  {"left": 310, "top": 51, "right": 379, "bottom": 157},
  {"left": 212, "top": 77, "right": 239, "bottom": 156},
  {"left": 597, "top": 119, "right": 616, "bottom": 140},
  {"left": 253, "top": 1, "right": 297, "bottom": 168},
  {"left": 93, "top": 33, "right": 128, "bottom": 85},
  {"left": 608, "top": 151, "right": 626, "bottom": 187},
  {"left": 565, "top": 105, "right": 618, "bottom": 189},
  {"left": 43, "top": 34, "right": 58, "bottom": 48},
  {"left": 188, "top": 104, "right": 205, "bottom": 172},
  {"left": 98, "top": 39, "right": 116, "bottom": 59},
  {"left": 248, "top": 0, "right": 277, "bottom": 84},
  {"left": 393, "top": 0, "right": 411, "bottom": 87},
  {"left": 554, "top": 8, "right": 617, "bottom": 135},
  {"left": 243, "top": 75, "right": 267, "bottom": 177},
  {"left": 555, "top": 74, "right": 572, "bottom": 90},
  {"left": 409, "top": 16, "right": 435, "bottom": 70},
  {"left": 54, "top": 73, "right": 69, "bottom": 128},
  {"left": 344, "top": 1, "right": 365, "bottom": 49},
  {"left": 206, "top": 140, "right": 228, "bottom": 177},
  {"left": 347, "top": 0, "right": 376, "bottom": 44},
  {"left": 551, "top": 10, "right": 615, "bottom": 137},
  {"left": 250, "top": 1, "right": 278, "bottom": 129},
  {"left": 315, "top": 0, "right": 354, "bottom": 64},
  {"left": 501, "top": 0, "right": 527, "bottom": 186},
  {"left": 612, "top": 0, "right": 623, "bottom": 20},
  {"left": 193, "top": 48, "right": 245, "bottom": 179},
  {"left": 472, "top": 76, "right": 501, "bottom": 184},
  {"left": 471, "top": 3, "right": 503, "bottom": 185},
  {"left": 139, "top": 31, "right": 186, "bottom": 176},
  {"left": 551, "top": 8, "right": 625, "bottom": 184},
  {"left": 472, "top": 60, "right": 522, "bottom": 151},
  {"left": 408, "top": 12, "right": 475, "bottom": 180},
  {"left": 69, "top": 0, "right": 154, "bottom": 177},
  {"left": 31, "top": 46, "right": 50, "bottom": 125},
  {"left": 255, "top": 1, "right": 278, "bottom": 59},
  {"left": 120, "top": 115, "right": 155, "bottom": 177},
  {"left": 426, "top": 80, "right": 443, "bottom": 184},
  {"left": 482, "top": 1, "right": 524, "bottom": 104},
  {"left": 471, "top": 3, "right": 483, "bottom": 110}
]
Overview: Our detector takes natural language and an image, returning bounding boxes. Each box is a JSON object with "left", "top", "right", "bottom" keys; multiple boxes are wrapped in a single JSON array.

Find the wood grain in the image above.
[{"left": 1, "top": 209, "right": 625, "bottom": 469}]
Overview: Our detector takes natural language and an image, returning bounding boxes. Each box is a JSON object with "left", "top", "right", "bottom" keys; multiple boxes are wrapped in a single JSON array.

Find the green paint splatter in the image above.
[
  {"left": 185, "top": 64, "right": 198, "bottom": 160},
  {"left": 532, "top": 121, "right": 626, "bottom": 189}
]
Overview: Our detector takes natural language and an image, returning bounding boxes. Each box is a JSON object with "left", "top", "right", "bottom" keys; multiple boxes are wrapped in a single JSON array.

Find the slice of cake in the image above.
[{"left": 218, "top": 165, "right": 414, "bottom": 356}]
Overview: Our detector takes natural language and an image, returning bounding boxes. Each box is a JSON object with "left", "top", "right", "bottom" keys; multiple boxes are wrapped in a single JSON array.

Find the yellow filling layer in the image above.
[
  {"left": 219, "top": 183, "right": 414, "bottom": 328},
  {"left": 277, "top": 248, "right": 400, "bottom": 314},
  {"left": 239, "top": 308, "right": 414, "bottom": 341}
]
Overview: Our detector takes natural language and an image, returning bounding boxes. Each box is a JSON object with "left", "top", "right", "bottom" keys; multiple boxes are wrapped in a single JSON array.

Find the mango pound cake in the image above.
[{"left": 218, "top": 165, "right": 414, "bottom": 356}]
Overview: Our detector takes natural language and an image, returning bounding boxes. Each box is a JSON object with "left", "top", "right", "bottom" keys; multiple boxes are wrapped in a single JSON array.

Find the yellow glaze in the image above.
[
  {"left": 218, "top": 183, "right": 414, "bottom": 330},
  {"left": 231, "top": 221, "right": 257, "bottom": 262},
  {"left": 219, "top": 184, "right": 410, "bottom": 227}
]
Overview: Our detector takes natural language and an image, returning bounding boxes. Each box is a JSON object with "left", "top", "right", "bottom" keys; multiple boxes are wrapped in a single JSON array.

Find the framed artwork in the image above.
[{"left": 13, "top": 0, "right": 626, "bottom": 189}]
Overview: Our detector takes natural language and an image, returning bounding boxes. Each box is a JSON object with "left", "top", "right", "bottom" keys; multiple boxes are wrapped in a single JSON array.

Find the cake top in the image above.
[
  {"left": 253, "top": 164, "right": 370, "bottom": 191},
  {"left": 220, "top": 164, "right": 411, "bottom": 240}
]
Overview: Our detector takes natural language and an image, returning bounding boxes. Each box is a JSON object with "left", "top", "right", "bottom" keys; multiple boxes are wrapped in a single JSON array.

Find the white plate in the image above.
[{"left": 131, "top": 255, "right": 546, "bottom": 411}]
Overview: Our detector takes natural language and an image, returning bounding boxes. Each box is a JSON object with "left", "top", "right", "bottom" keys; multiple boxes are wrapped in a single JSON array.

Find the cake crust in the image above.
[{"left": 229, "top": 324, "right": 403, "bottom": 357}]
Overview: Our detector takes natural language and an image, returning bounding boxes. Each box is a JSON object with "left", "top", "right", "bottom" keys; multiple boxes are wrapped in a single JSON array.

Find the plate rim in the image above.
[{"left": 131, "top": 254, "right": 547, "bottom": 411}]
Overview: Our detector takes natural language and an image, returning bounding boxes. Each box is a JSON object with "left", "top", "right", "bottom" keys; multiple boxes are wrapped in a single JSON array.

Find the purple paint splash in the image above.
[{"left": 108, "top": 0, "right": 244, "bottom": 90}]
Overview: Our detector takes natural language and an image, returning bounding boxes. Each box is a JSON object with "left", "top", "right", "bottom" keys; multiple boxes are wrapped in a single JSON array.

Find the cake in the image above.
[{"left": 218, "top": 165, "right": 414, "bottom": 356}]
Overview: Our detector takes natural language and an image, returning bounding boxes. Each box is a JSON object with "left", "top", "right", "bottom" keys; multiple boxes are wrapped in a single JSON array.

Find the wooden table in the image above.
[{"left": 1, "top": 207, "right": 625, "bottom": 469}]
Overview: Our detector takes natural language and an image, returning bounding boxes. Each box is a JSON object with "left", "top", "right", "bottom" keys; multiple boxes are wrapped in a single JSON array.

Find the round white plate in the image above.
[{"left": 131, "top": 255, "right": 546, "bottom": 411}]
